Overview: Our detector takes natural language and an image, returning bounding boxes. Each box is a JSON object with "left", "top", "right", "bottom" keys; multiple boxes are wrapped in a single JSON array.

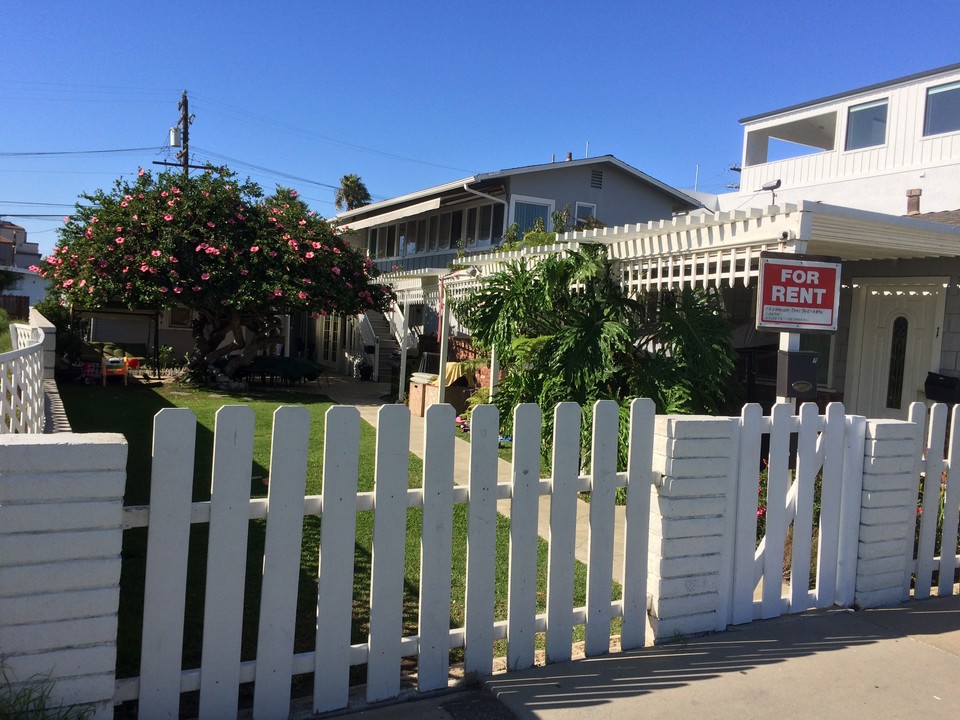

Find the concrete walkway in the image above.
[
  {"left": 318, "top": 375, "right": 628, "bottom": 585},
  {"left": 342, "top": 594, "right": 960, "bottom": 719}
]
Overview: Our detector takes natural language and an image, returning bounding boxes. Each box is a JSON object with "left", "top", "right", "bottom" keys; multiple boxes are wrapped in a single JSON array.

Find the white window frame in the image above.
[
  {"left": 844, "top": 98, "right": 888, "bottom": 151},
  {"left": 575, "top": 201, "right": 597, "bottom": 225},
  {"left": 509, "top": 194, "right": 555, "bottom": 236},
  {"left": 923, "top": 80, "right": 960, "bottom": 137}
]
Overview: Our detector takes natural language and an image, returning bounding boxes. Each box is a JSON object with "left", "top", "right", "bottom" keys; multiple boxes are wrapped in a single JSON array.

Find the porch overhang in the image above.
[{"left": 447, "top": 201, "right": 960, "bottom": 293}]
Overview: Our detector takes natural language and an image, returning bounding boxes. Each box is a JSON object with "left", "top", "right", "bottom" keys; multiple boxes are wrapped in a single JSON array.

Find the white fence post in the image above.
[
  {"left": 647, "top": 415, "right": 738, "bottom": 642},
  {"left": 855, "top": 417, "right": 924, "bottom": 609},
  {"left": 0, "top": 432, "right": 127, "bottom": 719}
]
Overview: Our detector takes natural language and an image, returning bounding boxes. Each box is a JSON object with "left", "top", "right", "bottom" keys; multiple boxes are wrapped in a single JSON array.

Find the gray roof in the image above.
[
  {"left": 333, "top": 155, "right": 701, "bottom": 224},
  {"left": 740, "top": 62, "right": 960, "bottom": 124}
]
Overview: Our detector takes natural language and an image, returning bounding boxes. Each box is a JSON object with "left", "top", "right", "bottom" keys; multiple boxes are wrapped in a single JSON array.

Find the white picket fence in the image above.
[
  {"left": 0, "top": 323, "right": 45, "bottom": 433},
  {"left": 108, "top": 399, "right": 960, "bottom": 717},
  {"left": 116, "top": 399, "right": 656, "bottom": 718}
]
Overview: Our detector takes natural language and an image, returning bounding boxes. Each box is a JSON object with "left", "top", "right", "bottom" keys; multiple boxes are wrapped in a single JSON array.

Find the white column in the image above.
[
  {"left": 397, "top": 300, "right": 411, "bottom": 403},
  {"left": 437, "top": 293, "right": 451, "bottom": 405}
]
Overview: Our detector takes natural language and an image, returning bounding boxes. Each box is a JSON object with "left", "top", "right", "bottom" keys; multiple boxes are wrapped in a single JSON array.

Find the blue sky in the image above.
[{"left": 3, "top": 0, "right": 958, "bottom": 257}]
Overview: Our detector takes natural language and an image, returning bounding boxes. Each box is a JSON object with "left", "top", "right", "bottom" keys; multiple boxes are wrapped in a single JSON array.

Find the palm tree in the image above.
[{"left": 334, "top": 174, "right": 372, "bottom": 211}]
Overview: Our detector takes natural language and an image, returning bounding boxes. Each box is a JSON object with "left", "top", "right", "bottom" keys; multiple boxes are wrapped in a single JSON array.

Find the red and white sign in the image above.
[{"left": 756, "top": 254, "right": 841, "bottom": 332}]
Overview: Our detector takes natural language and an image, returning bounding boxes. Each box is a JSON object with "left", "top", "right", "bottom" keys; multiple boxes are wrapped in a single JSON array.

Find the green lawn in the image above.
[{"left": 58, "top": 378, "right": 605, "bottom": 682}]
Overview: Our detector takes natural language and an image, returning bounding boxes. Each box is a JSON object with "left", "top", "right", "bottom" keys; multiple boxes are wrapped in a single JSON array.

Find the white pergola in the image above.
[{"left": 379, "top": 201, "right": 960, "bottom": 401}]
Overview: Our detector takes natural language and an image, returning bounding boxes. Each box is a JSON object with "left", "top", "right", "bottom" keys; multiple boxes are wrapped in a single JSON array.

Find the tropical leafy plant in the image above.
[{"left": 453, "top": 243, "right": 737, "bottom": 465}]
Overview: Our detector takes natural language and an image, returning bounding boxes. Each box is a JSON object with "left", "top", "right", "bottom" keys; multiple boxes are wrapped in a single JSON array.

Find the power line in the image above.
[
  {"left": 191, "top": 145, "right": 339, "bottom": 190},
  {"left": 0, "top": 146, "right": 163, "bottom": 158},
  {"left": 190, "top": 93, "right": 471, "bottom": 174},
  {"left": 0, "top": 200, "right": 76, "bottom": 207}
]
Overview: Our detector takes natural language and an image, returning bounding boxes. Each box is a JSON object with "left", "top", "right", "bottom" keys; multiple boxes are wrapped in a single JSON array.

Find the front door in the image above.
[{"left": 845, "top": 277, "right": 947, "bottom": 419}]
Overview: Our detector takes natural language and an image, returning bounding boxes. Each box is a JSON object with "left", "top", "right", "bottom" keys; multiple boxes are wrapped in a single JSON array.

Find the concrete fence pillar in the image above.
[
  {"left": 647, "top": 415, "right": 737, "bottom": 642},
  {"left": 855, "top": 418, "right": 922, "bottom": 609},
  {"left": 28, "top": 307, "right": 57, "bottom": 380},
  {"left": 0, "top": 433, "right": 127, "bottom": 719}
]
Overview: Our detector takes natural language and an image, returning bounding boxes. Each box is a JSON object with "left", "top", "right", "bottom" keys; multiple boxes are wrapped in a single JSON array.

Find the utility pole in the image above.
[
  {"left": 155, "top": 91, "right": 208, "bottom": 174},
  {"left": 177, "top": 91, "right": 190, "bottom": 177}
]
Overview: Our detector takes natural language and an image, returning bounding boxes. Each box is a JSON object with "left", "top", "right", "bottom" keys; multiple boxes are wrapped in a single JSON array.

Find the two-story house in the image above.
[
  {"left": 314, "top": 155, "right": 701, "bottom": 379},
  {"left": 711, "top": 62, "right": 960, "bottom": 217},
  {"left": 521, "top": 62, "right": 960, "bottom": 419},
  {"left": 334, "top": 154, "right": 701, "bottom": 274}
]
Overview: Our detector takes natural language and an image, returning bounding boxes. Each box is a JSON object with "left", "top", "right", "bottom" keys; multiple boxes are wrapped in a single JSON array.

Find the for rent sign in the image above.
[{"left": 756, "top": 252, "right": 841, "bottom": 332}]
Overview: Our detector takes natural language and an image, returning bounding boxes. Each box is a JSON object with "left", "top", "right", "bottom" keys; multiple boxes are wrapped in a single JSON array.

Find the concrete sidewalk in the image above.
[{"left": 339, "top": 594, "right": 960, "bottom": 719}]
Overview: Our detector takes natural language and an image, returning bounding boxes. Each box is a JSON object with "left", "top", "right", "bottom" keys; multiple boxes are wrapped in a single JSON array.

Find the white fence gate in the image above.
[
  {"left": 910, "top": 402, "right": 960, "bottom": 600},
  {"left": 730, "top": 402, "right": 865, "bottom": 624},
  {"left": 116, "top": 399, "right": 657, "bottom": 718}
]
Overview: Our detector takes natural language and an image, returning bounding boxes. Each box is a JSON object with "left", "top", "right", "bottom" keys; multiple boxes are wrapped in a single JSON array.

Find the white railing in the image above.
[
  {"left": 386, "top": 301, "right": 418, "bottom": 351},
  {"left": 0, "top": 324, "right": 45, "bottom": 433}
]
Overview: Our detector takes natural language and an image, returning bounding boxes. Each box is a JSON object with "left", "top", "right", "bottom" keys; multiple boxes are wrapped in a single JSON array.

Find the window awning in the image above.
[{"left": 339, "top": 198, "right": 442, "bottom": 232}]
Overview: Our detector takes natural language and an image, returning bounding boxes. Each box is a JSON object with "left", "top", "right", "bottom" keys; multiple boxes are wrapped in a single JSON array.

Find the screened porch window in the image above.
[{"left": 512, "top": 196, "right": 554, "bottom": 238}]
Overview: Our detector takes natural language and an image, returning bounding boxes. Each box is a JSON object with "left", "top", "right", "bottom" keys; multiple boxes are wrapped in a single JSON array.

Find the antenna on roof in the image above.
[{"left": 585, "top": 141, "right": 589, "bottom": 158}]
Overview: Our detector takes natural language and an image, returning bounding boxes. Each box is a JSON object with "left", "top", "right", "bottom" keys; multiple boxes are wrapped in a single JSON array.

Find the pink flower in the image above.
[
  {"left": 192, "top": 285, "right": 201, "bottom": 292},
  {"left": 164, "top": 214, "right": 173, "bottom": 221},
  {"left": 332, "top": 266, "right": 341, "bottom": 275},
  {"left": 239, "top": 269, "right": 249, "bottom": 276},
  {"left": 28, "top": 265, "right": 40, "bottom": 273},
  {"left": 138, "top": 168, "right": 145, "bottom": 176},
  {"left": 91, "top": 216, "right": 98, "bottom": 223},
  {"left": 172, "top": 187, "right": 180, "bottom": 194},
  {"left": 173, "top": 286, "right": 183, "bottom": 294},
  {"left": 63, "top": 216, "right": 69, "bottom": 222},
  {"left": 200, "top": 272, "right": 210, "bottom": 280},
  {"left": 298, "top": 219, "right": 307, "bottom": 226},
  {"left": 167, "top": 200, "right": 175, "bottom": 207},
  {"left": 273, "top": 289, "right": 283, "bottom": 296},
  {"left": 63, "top": 279, "right": 74, "bottom": 287},
  {"left": 207, "top": 221, "right": 215, "bottom": 228},
  {"left": 159, "top": 287, "right": 168, "bottom": 293},
  {"left": 298, "top": 291, "right": 308, "bottom": 300},
  {"left": 121, "top": 201, "right": 128, "bottom": 207},
  {"left": 151, "top": 250, "right": 161, "bottom": 257},
  {"left": 305, "top": 251, "right": 314, "bottom": 258},
  {"left": 161, "top": 191, "right": 168, "bottom": 198},
  {"left": 140, "top": 264, "right": 150, "bottom": 272},
  {"left": 290, "top": 190, "right": 298, "bottom": 197},
  {"left": 250, "top": 246, "right": 259, "bottom": 253},
  {"left": 169, "top": 256, "right": 178, "bottom": 262}
]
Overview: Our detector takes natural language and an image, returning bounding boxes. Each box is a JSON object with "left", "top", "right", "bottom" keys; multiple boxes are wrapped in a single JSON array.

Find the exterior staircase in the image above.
[{"left": 365, "top": 310, "right": 399, "bottom": 383}]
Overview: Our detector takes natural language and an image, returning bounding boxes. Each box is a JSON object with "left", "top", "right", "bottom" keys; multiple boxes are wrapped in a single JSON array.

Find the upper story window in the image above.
[
  {"left": 575, "top": 202, "right": 597, "bottom": 225},
  {"left": 924, "top": 80, "right": 960, "bottom": 136},
  {"left": 845, "top": 99, "right": 888, "bottom": 150}
]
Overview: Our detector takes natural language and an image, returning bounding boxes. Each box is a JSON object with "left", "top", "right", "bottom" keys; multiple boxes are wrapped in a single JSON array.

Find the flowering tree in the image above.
[{"left": 37, "top": 167, "right": 391, "bottom": 378}]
